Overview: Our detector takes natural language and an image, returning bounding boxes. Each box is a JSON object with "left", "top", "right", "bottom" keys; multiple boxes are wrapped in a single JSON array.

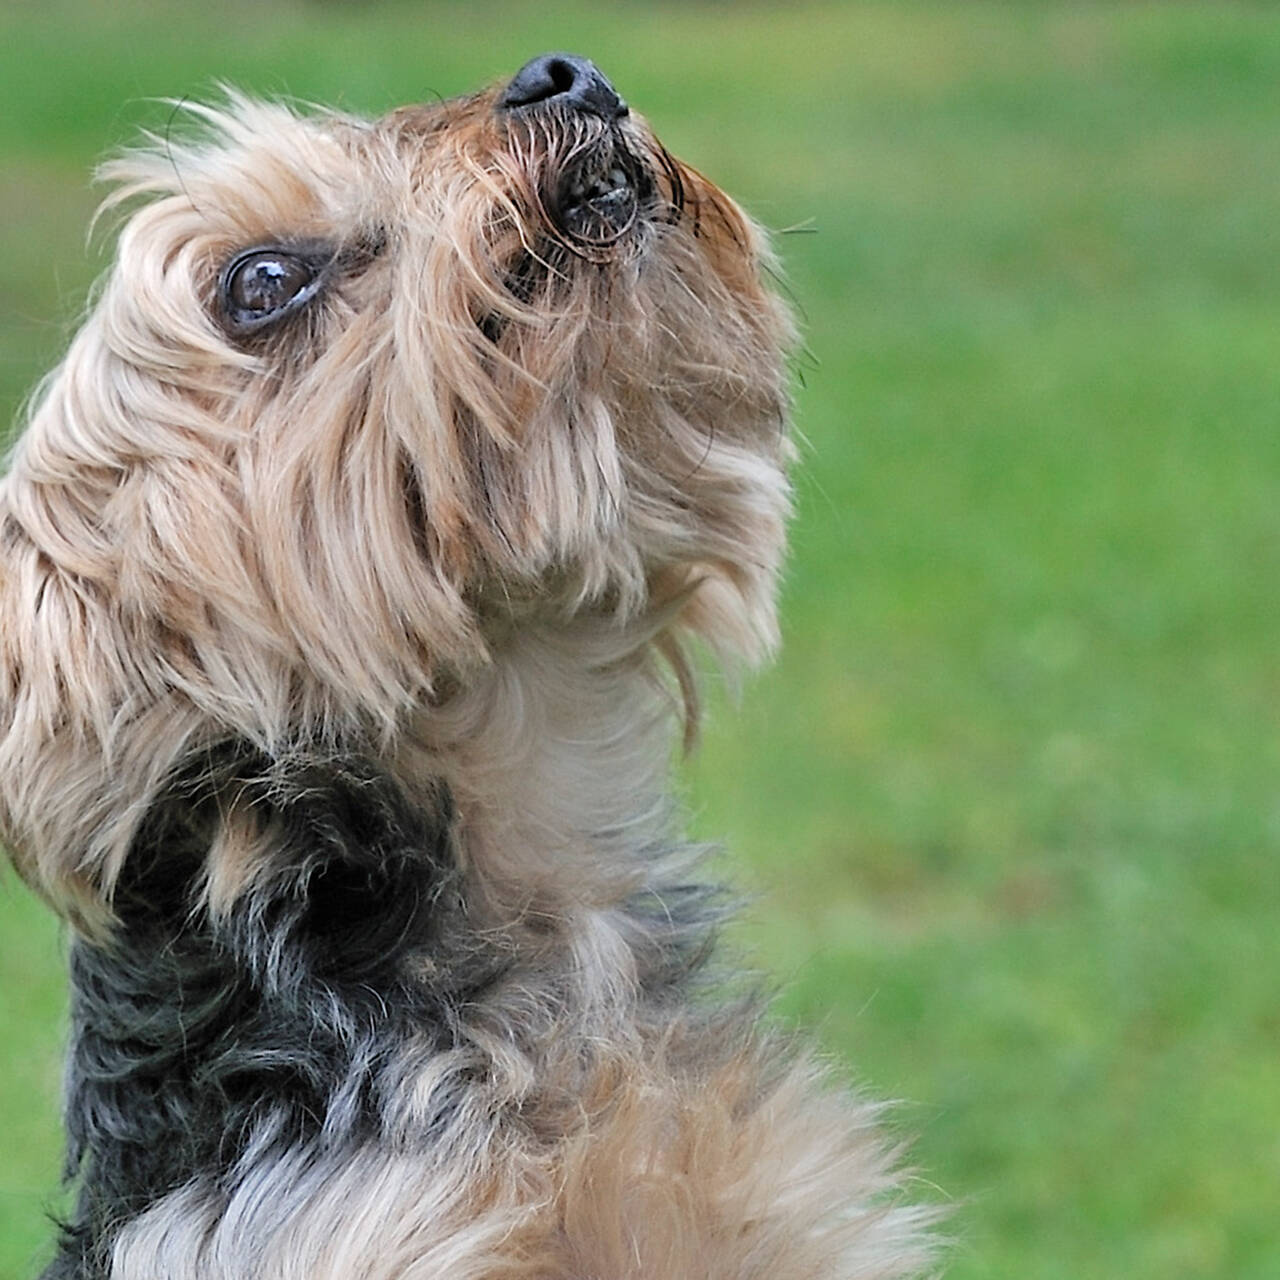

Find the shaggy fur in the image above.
[{"left": 1, "top": 59, "right": 936, "bottom": 1279}]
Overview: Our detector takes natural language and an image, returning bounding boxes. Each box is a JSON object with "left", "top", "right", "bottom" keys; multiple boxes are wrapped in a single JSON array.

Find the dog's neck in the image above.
[
  {"left": 54, "top": 622, "right": 712, "bottom": 1261},
  {"left": 404, "top": 622, "right": 679, "bottom": 915}
]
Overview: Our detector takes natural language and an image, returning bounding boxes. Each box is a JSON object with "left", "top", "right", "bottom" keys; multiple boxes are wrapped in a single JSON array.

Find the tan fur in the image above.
[
  {"left": 111, "top": 1045, "right": 932, "bottom": 1280},
  {"left": 1, "top": 78, "right": 936, "bottom": 1278}
]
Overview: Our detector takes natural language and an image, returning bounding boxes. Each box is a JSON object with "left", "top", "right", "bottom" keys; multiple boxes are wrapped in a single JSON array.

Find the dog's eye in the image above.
[{"left": 222, "top": 250, "right": 322, "bottom": 331}]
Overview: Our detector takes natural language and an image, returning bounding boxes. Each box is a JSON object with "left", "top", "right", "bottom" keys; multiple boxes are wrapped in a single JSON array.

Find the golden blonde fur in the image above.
[
  {"left": 1, "top": 69, "right": 936, "bottom": 1279},
  {"left": 112, "top": 1052, "right": 922, "bottom": 1280}
]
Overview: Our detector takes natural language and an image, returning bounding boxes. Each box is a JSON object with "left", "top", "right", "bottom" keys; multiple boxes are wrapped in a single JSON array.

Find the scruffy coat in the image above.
[{"left": 1, "top": 70, "right": 935, "bottom": 1279}]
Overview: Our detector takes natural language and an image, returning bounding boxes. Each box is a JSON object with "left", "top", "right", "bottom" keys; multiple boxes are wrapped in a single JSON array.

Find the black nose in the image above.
[{"left": 500, "top": 53, "right": 629, "bottom": 121}]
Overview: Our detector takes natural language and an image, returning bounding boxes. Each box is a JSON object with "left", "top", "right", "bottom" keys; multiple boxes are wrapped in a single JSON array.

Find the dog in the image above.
[{"left": 1, "top": 54, "right": 935, "bottom": 1279}]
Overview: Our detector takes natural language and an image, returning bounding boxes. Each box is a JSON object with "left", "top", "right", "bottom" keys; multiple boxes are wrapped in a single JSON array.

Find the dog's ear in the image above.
[
  {"left": 0, "top": 558, "right": 193, "bottom": 935},
  {"left": 0, "top": 372, "right": 211, "bottom": 933}
]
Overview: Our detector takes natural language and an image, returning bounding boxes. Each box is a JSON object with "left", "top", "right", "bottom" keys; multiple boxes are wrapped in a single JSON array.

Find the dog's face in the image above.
[{"left": 0, "top": 57, "right": 791, "bottom": 920}]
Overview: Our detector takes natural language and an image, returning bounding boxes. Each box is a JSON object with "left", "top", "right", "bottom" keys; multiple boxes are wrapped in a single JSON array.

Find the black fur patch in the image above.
[{"left": 47, "top": 746, "right": 496, "bottom": 1279}]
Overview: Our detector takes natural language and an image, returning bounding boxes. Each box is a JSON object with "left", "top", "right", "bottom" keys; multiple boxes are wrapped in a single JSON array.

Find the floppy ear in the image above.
[{"left": 0, "top": 368, "right": 210, "bottom": 935}]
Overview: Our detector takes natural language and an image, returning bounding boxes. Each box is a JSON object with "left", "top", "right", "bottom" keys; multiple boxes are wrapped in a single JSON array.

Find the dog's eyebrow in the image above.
[{"left": 338, "top": 226, "right": 388, "bottom": 264}]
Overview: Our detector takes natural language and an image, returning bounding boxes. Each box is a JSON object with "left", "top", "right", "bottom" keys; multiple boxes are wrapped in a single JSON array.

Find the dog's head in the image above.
[{"left": 0, "top": 57, "right": 792, "bottom": 923}]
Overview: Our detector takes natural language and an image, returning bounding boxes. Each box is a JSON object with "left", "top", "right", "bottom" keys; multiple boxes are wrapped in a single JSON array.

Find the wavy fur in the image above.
[{"left": 1, "top": 74, "right": 936, "bottom": 1279}]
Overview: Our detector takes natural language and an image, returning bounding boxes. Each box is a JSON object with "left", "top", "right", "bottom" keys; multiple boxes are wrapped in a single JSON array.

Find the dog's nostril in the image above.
[
  {"left": 543, "top": 58, "right": 577, "bottom": 97},
  {"left": 500, "top": 52, "right": 629, "bottom": 121}
]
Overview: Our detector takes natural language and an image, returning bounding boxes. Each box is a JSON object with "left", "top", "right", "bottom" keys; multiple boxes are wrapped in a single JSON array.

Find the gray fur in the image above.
[{"left": 47, "top": 745, "right": 721, "bottom": 1278}]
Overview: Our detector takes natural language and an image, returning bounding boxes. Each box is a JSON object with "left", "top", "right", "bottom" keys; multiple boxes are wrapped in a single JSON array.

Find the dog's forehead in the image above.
[
  {"left": 210, "top": 116, "right": 400, "bottom": 238},
  {"left": 105, "top": 108, "right": 376, "bottom": 252},
  {"left": 154, "top": 88, "right": 546, "bottom": 246}
]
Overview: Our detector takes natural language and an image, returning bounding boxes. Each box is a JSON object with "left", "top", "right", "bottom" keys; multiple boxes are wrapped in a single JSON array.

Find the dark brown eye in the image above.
[{"left": 221, "top": 249, "right": 323, "bottom": 331}]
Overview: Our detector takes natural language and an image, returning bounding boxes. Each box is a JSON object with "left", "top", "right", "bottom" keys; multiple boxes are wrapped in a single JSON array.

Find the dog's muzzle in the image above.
[{"left": 500, "top": 53, "right": 648, "bottom": 247}]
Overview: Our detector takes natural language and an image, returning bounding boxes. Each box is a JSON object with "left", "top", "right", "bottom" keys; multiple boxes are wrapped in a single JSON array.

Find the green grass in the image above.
[{"left": 3, "top": 3, "right": 1279, "bottom": 1277}]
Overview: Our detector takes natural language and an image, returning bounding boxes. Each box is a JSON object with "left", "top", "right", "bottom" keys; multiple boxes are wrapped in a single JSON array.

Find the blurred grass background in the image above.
[{"left": 2, "top": 2, "right": 1279, "bottom": 1276}]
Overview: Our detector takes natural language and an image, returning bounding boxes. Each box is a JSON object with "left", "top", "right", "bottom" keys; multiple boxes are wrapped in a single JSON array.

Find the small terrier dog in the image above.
[{"left": 1, "top": 56, "right": 934, "bottom": 1279}]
